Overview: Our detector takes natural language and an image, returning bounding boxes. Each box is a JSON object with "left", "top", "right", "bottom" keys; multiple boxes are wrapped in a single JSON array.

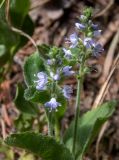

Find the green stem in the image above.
[
  {"left": 47, "top": 111, "right": 53, "bottom": 136},
  {"left": 72, "top": 65, "right": 84, "bottom": 159},
  {"left": 47, "top": 81, "right": 57, "bottom": 137},
  {"left": 54, "top": 118, "right": 60, "bottom": 141},
  {"left": 0, "top": 0, "right": 5, "bottom": 8}
]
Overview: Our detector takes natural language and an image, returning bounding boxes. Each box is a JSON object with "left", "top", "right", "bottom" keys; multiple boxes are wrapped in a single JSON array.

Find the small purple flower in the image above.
[
  {"left": 69, "top": 33, "right": 79, "bottom": 48},
  {"left": 54, "top": 74, "right": 60, "bottom": 81},
  {"left": 63, "top": 85, "right": 73, "bottom": 99},
  {"left": 47, "top": 59, "right": 54, "bottom": 65},
  {"left": 63, "top": 48, "right": 72, "bottom": 59},
  {"left": 75, "top": 23, "right": 86, "bottom": 30},
  {"left": 50, "top": 71, "right": 60, "bottom": 81},
  {"left": 93, "top": 43, "right": 104, "bottom": 57},
  {"left": 62, "top": 66, "right": 75, "bottom": 76},
  {"left": 83, "top": 38, "right": 95, "bottom": 49},
  {"left": 91, "top": 23, "right": 98, "bottom": 30},
  {"left": 80, "top": 15, "right": 86, "bottom": 20},
  {"left": 45, "top": 98, "right": 61, "bottom": 111},
  {"left": 93, "top": 30, "right": 101, "bottom": 37},
  {"left": 34, "top": 72, "right": 48, "bottom": 90}
]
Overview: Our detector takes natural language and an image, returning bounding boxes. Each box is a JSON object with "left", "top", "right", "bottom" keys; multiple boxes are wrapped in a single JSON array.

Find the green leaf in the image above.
[
  {"left": 14, "top": 84, "right": 38, "bottom": 116},
  {"left": 0, "top": 44, "right": 6, "bottom": 57},
  {"left": 56, "top": 91, "right": 67, "bottom": 119},
  {"left": 24, "top": 86, "right": 50, "bottom": 103},
  {"left": 10, "top": 0, "right": 30, "bottom": 28},
  {"left": 0, "top": 44, "right": 10, "bottom": 66},
  {"left": 0, "top": 6, "right": 19, "bottom": 49},
  {"left": 23, "top": 52, "right": 46, "bottom": 86},
  {"left": 0, "top": 0, "right": 34, "bottom": 66},
  {"left": 17, "top": 15, "right": 34, "bottom": 49},
  {"left": 38, "top": 44, "right": 51, "bottom": 59},
  {"left": 14, "top": 114, "right": 34, "bottom": 132},
  {"left": 63, "top": 101, "right": 117, "bottom": 159},
  {"left": 5, "top": 132, "right": 74, "bottom": 160}
]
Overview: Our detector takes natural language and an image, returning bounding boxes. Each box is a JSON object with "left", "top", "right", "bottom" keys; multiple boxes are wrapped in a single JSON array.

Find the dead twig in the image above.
[
  {"left": 2, "top": 104, "right": 12, "bottom": 127},
  {"left": 0, "top": 118, "right": 7, "bottom": 139}
]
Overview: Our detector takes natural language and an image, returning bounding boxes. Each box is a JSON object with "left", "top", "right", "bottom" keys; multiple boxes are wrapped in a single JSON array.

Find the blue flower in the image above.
[
  {"left": 69, "top": 33, "right": 79, "bottom": 48},
  {"left": 50, "top": 70, "right": 60, "bottom": 81},
  {"left": 45, "top": 98, "right": 61, "bottom": 111},
  {"left": 93, "top": 43, "right": 104, "bottom": 57},
  {"left": 75, "top": 22, "right": 86, "bottom": 30},
  {"left": 47, "top": 59, "right": 54, "bottom": 65},
  {"left": 93, "top": 30, "right": 101, "bottom": 37},
  {"left": 91, "top": 23, "right": 98, "bottom": 30},
  {"left": 63, "top": 85, "right": 73, "bottom": 99},
  {"left": 83, "top": 38, "right": 95, "bottom": 48},
  {"left": 63, "top": 48, "right": 72, "bottom": 59},
  {"left": 80, "top": 15, "right": 86, "bottom": 20},
  {"left": 34, "top": 72, "right": 48, "bottom": 90},
  {"left": 62, "top": 66, "right": 75, "bottom": 76}
]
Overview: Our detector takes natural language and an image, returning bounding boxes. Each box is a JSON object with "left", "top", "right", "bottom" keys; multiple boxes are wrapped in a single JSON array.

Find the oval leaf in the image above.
[
  {"left": 5, "top": 132, "right": 74, "bottom": 160},
  {"left": 24, "top": 86, "right": 50, "bottom": 103},
  {"left": 14, "top": 84, "right": 38, "bottom": 116},
  {"left": 63, "top": 100, "right": 117, "bottom": 159},
  {"left": 23, "top": 52, "right": 46, "bottom": 86}
]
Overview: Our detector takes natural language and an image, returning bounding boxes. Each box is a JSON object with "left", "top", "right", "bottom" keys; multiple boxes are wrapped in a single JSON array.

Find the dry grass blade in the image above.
[
  {"left": 95, "top": 121, "right": 110, "bottom": 160},
  {"left": 94, "top": 0, "right": 114, "bottom": 18},
  {"left": 93, "top": 52, "right": 119, "bottom": 108},
  {"left": 101, "top": 29, "right": 119, "bottom": 83}
]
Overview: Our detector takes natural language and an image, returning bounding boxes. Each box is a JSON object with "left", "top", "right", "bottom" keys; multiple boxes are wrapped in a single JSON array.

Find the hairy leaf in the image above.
[
  {"left": 14, "top": 84, "right": 38, "bottom": 116},
  {"left": 24, "top": 85, "right": 50, "bottom": 103},
  {"left": 23, "top": 52, "right": 46, "bottom": 86},
  {"left": 5, "top": 132, "right": 74, "bottom": 160}
]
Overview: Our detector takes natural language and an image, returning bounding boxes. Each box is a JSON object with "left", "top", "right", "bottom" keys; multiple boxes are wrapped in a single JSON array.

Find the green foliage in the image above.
[
  {"left": 63, "top": 101, "right": 117, "bottom": 159},
  {"left": 0, "top": 44, "right": 10, "bottom": 65},
  {"left": 5, "top": 132, "right": 74, "bottom": 160},
  {"left": 24, "top": 85, "right": 50, "bottom": 103},
  {"left": 0, "top": 138, "right": 14, "bottom": 160},
  {"left": 14, "top": 114, "right": 35, "bottom": 132},
  {"left": 38, "top": 44, "right": 51, "bottom": 59},
  {"left": 56, "top": 91, "right": 67, "bottom": 119},
  {"left": 10, "top": 0, "right": 30, "bottom": 28},
  {"left": 19, "top": 153, "right": 35, "bottom": 160},
  {"left": 0, "top": 0, "right": 34, "bottom": 66},
  {"left": 14, "top": 84, "right": 38, "bottom": 116}
]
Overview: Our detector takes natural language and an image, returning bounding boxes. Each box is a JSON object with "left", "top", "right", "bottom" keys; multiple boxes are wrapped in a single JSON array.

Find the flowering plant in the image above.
[{"left": 4, "top": 8, "right": 117, "bottom": 160}]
